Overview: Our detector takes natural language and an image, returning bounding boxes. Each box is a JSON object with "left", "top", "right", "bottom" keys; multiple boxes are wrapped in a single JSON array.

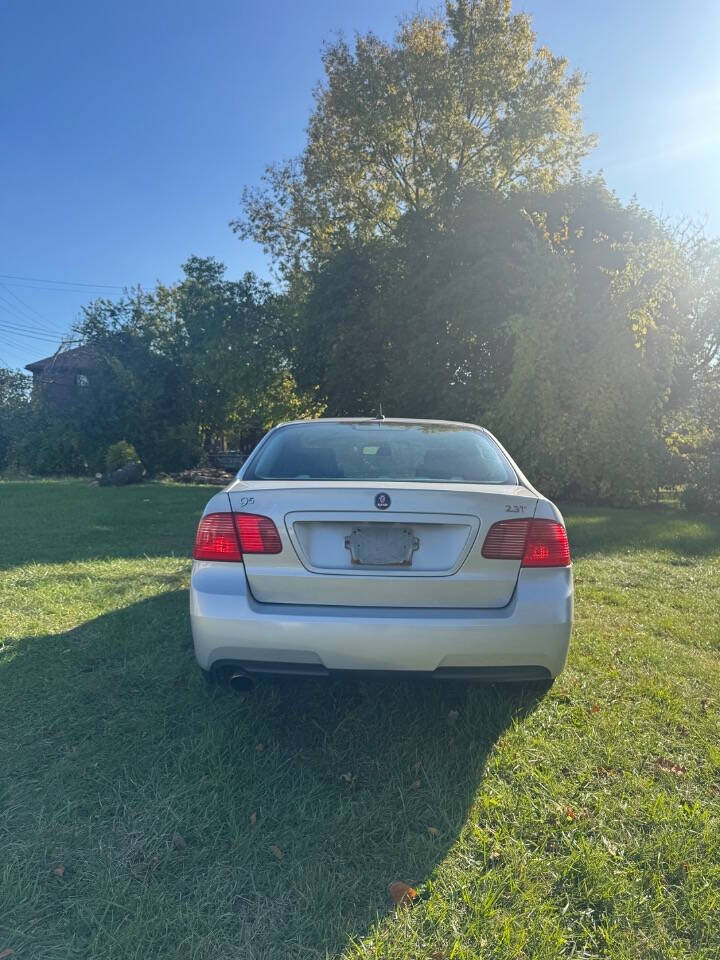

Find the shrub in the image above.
[
  {"left": 681, "top": 442, "right": 720, "bottom": 514},
  {"left": 10, "top": 420, "right": 90, "bottom": 475},
  {"left": 105, "top": 440, "right": 140, "bottom": 473}
]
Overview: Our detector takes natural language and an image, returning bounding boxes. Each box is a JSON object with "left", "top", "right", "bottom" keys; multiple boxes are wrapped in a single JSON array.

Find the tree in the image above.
[
  {"left": 0, "top": 368, "right": 31, "bottom": 468},
  {"left": 292, "top": 192, "right": 528, "bottom": 417},
  {"left": 291, "top": 177, "right": 703, "bottom": 503},
  {"left": 664, "top": 235, "right": 720, "bottom": 511},
  {"left": 486, "top": 183, "right": 692, "bottom": 503},
  {"left": 233, "top": 0, "right": 595, "bottom": 272},
  {"left": 73, "top": 257, "right": 321, "bottom": 468}
]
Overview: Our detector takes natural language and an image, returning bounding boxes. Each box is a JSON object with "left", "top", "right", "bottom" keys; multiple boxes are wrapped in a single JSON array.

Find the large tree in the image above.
[
  {"left": 233, "top": 0, "right": 595, "bottom": 272},
  {"left": 292, "top": 179, "right": 702, "bottom": 503}
]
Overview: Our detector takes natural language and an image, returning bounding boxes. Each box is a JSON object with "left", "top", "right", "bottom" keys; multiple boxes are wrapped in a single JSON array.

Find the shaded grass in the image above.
[{"left": 1, "top": 480, "right": 719, "bottom": 959}]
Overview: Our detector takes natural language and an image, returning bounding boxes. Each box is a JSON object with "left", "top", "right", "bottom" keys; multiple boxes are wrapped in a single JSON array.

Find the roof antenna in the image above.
[{"left": 375, "top": 403, "right": 385, "bottom": 421}]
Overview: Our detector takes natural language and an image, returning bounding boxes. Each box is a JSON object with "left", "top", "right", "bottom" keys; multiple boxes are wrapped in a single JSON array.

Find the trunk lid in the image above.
[{"left": 227, "top": 481, "right": 537, "bottom": 608}]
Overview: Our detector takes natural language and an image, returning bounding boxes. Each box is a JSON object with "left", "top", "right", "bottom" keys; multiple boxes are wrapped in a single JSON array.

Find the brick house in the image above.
[{"left": 25, "top": 344, "right": 105, "bottom": 408}]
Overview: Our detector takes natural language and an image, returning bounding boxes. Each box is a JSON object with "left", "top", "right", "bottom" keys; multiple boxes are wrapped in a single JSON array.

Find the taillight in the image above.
[
  {"left": 233, "top": 513, "right": 282, "bottom": 554},
  {"left": 522, "top": 519, "right": 571, "bottom": 567},
  {"left": 193, "top": 512, "right": 282, "bottom": 561},
  {"left": 194, "top": 513, "right": 242, "bottom": 561},
  {"left": 482, "top": 518, "right": 570, "bottom": 567}
]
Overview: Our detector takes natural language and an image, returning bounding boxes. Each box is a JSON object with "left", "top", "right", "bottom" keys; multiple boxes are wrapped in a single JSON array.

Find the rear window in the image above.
[{"left": 244, "top": 422, "right": 516, "bottom": 484}]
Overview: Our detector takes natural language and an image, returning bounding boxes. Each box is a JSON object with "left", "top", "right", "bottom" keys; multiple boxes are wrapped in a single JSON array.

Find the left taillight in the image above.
[{"left": 193, "top": 512, "right": 282, "bottom": 561}]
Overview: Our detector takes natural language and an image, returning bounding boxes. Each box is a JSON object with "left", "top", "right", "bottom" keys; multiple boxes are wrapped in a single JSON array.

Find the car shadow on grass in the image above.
[{"left": 1, "top": 589, "right": 549, "bottom": 959}]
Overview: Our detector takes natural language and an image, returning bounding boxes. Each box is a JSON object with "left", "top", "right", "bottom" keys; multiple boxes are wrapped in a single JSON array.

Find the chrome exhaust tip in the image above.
[{"left": 228, "top": 669, "right": 254, "bottom": 693}]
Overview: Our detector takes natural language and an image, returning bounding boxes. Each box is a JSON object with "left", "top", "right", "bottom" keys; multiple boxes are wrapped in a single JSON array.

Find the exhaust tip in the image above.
[{"left": 228, "top": 669, "right": 254, "bottom": 693}]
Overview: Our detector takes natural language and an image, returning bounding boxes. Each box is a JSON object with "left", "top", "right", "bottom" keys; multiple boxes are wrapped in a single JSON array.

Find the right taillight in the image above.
[
  {"left": 482, "top": 518, "right": 570, "bottom": 567},
  {"left": 193, "top": 512, "right": 282, "bottom": 561}
]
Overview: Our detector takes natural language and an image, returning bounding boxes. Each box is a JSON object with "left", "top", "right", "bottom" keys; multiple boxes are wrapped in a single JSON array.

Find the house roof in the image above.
[{"left": 25, "top": 343, "right": 104, "bottom": 373}]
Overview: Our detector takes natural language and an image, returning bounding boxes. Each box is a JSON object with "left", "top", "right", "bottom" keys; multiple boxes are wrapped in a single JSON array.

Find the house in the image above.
[{"left": 25, "top": 344, "right": 105, "bottom": 408}]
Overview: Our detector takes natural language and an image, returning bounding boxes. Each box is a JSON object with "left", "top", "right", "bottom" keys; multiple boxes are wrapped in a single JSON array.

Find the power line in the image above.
[
  {"left": 0, "top": 282, "right": 126, "bottom": 297},
  {"left": 0, "top": 297, "right": 66, "bottom": 340},
  {"left": 0, "top": 314, "right": 68, "bottom": 339},
  {"left": 0, "top": 304, "right": 63, "bottom": 339},
  {"left": 0, "top": 273, "right": 125, "bottom": 290},
  {"left": 0, "top": 333, "right": 77, "bottom": 353},
  {"left": 0, "top": 316, "right": 75, "bottom": 338},
  {"left": 0, "top": 326, "right": 67, "bottom": 345},
  {"left": 0, "top": 333, "right": 49, "bottom": 355},
  {"left": 0, "top": 282, "right": 57, "bottom": 326}
]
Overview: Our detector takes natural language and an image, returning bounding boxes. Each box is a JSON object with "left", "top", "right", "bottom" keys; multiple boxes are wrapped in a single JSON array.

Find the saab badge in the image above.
[{"left": 374, "top": 492, "right": 391, "bottom": 510}]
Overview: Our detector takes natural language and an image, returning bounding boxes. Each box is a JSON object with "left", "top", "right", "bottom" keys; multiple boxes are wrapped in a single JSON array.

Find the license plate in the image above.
[{"left": 344, "top": 525, "right": 420, "bottom": 566}]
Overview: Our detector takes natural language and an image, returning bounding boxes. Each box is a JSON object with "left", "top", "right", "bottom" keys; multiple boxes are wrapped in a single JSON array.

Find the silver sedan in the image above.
[{"left": 190, "top": 419, "right": 572, "bottom": 689}]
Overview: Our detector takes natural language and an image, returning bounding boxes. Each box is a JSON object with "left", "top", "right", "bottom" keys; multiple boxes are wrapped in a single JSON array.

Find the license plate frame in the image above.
[{"left": 344, "top": 525, "right": 420, "bottom": 567}]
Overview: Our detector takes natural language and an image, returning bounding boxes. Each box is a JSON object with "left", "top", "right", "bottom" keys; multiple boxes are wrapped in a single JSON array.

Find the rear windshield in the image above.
[{"left": 244, "top": 422, "right": 516, "bottom": 484}]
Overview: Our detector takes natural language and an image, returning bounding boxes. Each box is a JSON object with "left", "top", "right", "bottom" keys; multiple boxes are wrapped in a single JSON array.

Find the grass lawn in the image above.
[{"left": 1, "top": 479, "right": 719, "bottom": 959}]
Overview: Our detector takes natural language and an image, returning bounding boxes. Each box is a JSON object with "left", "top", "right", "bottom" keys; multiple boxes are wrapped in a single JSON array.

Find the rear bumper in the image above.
[{"left": 190, "top": 563, "right": 573, "bottom": 678}]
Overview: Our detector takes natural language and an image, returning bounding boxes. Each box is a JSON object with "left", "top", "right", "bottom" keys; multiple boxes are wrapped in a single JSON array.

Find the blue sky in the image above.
[{"left": 1, "top": 0, "right": 719, "bottom": 370}]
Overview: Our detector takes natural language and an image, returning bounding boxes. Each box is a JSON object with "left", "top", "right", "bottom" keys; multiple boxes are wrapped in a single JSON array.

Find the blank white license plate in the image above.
[{"left": 344, "top": 525, "right": 419, "bottom": 566}]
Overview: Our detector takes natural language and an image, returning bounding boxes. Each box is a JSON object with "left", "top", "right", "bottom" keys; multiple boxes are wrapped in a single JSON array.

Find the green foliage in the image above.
[
  {"left": 487, "top": 184, "right": 683, "bottom": 502},
  {"left": 75, "top": 257, "right": 320, "bottom": 462},
  {"left": 105, "top": 440, "right": 139, "bottom": 473},
  {"left": 233, "top": 0, "right": 595, "bottom": 272},
  {"left": 292, "top": 179, "right": 708, "bottom": 503},
  {"left": 8, "top": 407, "right": 90, "bottom": 475},
  {"left": 293, "top": 193, "right": 527, "bottom": 418},
  {"left": 671, "top": 383, "right": 720, "bottom": 514},
  {"left": 0, "top": 368, "right": 31, "bottom": 469}
]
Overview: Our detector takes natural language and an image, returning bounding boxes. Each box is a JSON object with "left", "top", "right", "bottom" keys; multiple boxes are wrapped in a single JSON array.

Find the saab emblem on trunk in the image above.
[{"left": 374, "top": 492, "right": 391, "bottom": 510}]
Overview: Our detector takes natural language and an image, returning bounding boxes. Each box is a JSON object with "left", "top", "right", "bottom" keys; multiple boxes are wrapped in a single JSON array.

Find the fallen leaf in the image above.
[
  {"left": 591, "top": 703, "right": 600, "bottom": 713},
  {"left": 710, "top": 784, "right": 719, "bottom": 796},
  {"left": 52, "top": 863, "right": 65, "bottom": 877},
  {"left": 431, "top": 953, "right": 446, "bottom": 960},
  {"left": 172, "top": 833, "right": 186, "bottom": 850},
  {"left": 656, "top": 756, "right": 687, "bottom": 776},
  {"left": 601, "top": 836, "right": 620, "bottom": 857},
  {"left": 249, "top": 811, "right": 257, "bottom": 826},
  {"left": 565, "top": 807, "right": 578, "bottom": 821},
  {"left": 255, "top": 743, "right": 265, "bottom": 753},
  {"left": 427, "top": 826, "right": 440, "bottom": 837},
  {"left": 489, "top": 848, "right": 502, "bottom": 861},
  {"left": 447, "top": 710, "right": 459, "bottom": 726},
  {"left": 595, "top": 766, "right": 619, "bottom": 779},
  {"left": 388, "top": 880, "right": 417, "bottom": 907},
  {"left": 339, "top": 772, "right": 356, "bottom": 784},
  {"left": 270, "top": 845, "right": 284, "bottom": 860},
  {"left": 410, "top": 779, "right": 421, "bottom": 791},
  {"left": 0, "top": 949, "right": 14, "bottom": 959}
]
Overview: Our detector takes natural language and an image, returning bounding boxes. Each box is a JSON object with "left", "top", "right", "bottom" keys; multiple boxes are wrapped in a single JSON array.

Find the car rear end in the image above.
[{"left": 190, "top": 420, "right": 573, "bottom": 683}]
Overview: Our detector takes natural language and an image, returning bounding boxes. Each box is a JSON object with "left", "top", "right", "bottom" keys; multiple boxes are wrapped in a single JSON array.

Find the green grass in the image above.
[{"left": 1, "top": 479, "right": 719, "bottom": 960}]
